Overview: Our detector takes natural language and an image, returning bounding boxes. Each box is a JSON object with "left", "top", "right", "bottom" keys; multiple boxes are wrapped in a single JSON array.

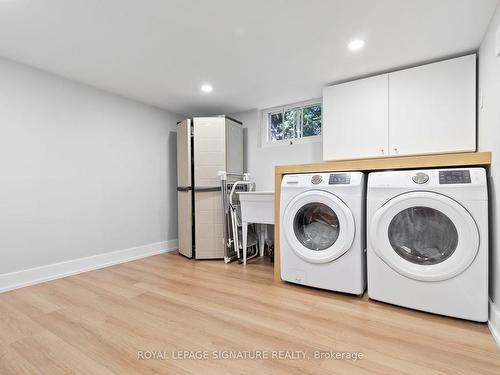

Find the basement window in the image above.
[{"left": 261, "top": 99, "right": 322, "bottom": 147}]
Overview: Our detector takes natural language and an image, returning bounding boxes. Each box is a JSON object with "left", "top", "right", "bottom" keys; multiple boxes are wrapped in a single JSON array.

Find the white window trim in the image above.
[{"left": 260, "top": 98, "right": 322, "bottom": 148}]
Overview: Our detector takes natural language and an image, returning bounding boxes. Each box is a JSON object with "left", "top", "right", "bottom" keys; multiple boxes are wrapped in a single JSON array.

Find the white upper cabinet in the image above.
[
  {"left": 322, "top": 54, "right": 476, "bottom": 161},
  {"left": 323, "top": 74, "right": 389, "bottom": 161},
  {"left": 388, "top": 54, "right": 476, "bottom": 156}
]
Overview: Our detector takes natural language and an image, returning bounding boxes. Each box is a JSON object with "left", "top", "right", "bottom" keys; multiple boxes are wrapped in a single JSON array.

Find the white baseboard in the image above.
[
  {"left": 0, "top": 239, "right": 178, "bottom": 293},
  {"left": 488, "top": 298, "right": 500, "bottom": 349}
]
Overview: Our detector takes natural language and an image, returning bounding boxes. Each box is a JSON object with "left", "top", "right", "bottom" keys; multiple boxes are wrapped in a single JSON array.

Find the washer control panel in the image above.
[
  {"left": 329, "top": 173, "right": 351, "bottom": 185},
  {"left": 282, "top": 172, "right": 363, "bottom": 187},
  {"left": 439, "top": 170, "right": 471, "bottom": 184}
]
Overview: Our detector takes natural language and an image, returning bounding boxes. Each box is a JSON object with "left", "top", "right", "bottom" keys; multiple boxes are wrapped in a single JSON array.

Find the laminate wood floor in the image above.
[{"left": 0, "top": 252, "right": 498, "bottom": 374}]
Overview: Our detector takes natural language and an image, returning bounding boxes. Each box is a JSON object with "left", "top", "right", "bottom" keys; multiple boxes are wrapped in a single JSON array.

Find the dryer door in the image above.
[
  {"left": 370, "top": 191, "right": 479, "bottom": 281},
  {"left": 283, "top": 190, "right": 355, "bottom": 264}
]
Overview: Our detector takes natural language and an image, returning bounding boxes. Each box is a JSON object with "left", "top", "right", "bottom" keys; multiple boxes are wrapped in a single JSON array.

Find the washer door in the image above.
[
  {"left": 283, "top": 190, "right": 355, "bottom": 264},
  {"left": 370, "top": 191, "right": 479, "bottom": 281}
]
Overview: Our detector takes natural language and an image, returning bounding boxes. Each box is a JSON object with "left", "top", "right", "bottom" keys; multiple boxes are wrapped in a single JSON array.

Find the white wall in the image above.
[
  {"left": 232, "top": 109, "right": 322, "bottom": 191},
  {"left": 478, "top": 3, "right": 500, "bottom": 344},
  {"left": 0, "top": 57, "right": 183, "bottom": 277}
]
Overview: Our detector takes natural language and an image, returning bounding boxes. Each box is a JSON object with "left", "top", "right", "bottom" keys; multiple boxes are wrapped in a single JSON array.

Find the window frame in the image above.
[{"left": 260, "top": 98, "right": 322, "bottom": 147}]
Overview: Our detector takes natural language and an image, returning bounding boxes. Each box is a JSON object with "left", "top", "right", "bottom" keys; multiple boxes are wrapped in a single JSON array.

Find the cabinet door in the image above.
[
  {"left": 225, "top": 118, "right": 243, "bottom": 175},
  {"left": 177, "top": 119, "right": 193, "bottom": 258},
  {"left": 323, "top": 74, "right": 389, "bottom": 160},
  {"left": 176, "top": 119, "right": 191, "bottom": 187},
  {"left": 194, "top": 190, "right": 224, "bottom": 259},
  {"left": 177, "top": 191, "right": 193, "bottom": 258},
  {"left": 388, "top": 54, "right": 476, "bottom": 156},
  {"left": 193, "top": 117, "right": 226, "bottom": 187}
]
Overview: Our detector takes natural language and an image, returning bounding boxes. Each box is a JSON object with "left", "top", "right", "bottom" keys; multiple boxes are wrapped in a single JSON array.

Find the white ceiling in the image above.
[{"left": 0, "top": 0, "right": 497, "bottom": 116}]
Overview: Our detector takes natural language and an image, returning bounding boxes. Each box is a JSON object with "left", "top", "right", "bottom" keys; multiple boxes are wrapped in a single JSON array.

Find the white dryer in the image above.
[
  {"left": 280, "top": 172, "right": 366, "bottom": 295},
  {"left": 367, "top": 168, "right": 488, "bottom": 321}
]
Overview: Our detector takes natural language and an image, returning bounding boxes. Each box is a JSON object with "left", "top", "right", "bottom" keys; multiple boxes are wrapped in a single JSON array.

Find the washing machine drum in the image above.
[
  {"left": 283, "top": 190, "right": 355, "bottom": 264},
  {"left": 370, "top": 191, "right": 479, "bottom": 281}
]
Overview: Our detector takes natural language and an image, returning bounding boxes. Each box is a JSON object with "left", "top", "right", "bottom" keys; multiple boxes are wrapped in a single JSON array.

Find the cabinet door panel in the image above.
[
  {"left": 388, "top": 54, "right": 476, "bottom": 156},
  {"left": 193, "top": 117, "right": 226, "bottom": 187},
  {"left": 177, "top": 119, "right": 191, "bottom": 187},
  {"left": 177, "top": 191, "right": 192, "bottom": 258},
  {"left": 194, "top": 191, "right": 224, "bottom": 259},
  {"left": 225, "top": 118, "right": 243, "bottom": 175},
  {"left": 323, "top": 74, "right": 389, "bottom": 160}
]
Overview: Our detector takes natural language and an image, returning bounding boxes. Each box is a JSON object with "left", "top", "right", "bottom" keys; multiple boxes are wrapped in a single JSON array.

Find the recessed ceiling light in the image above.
[
  {"left": 201, "top": 84, "right": 213, "bottom": 93},
  {"left": 348, "top": 39, "right": 365, "bottom": 51}
]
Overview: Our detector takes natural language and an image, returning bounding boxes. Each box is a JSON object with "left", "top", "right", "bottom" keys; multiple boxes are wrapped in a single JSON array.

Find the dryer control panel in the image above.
[
  {"left": 329, "top": 173, "right": 351, "bottom": 185},
  {"left": 439, "top": 170, "right": 471, "bottom": 184}
]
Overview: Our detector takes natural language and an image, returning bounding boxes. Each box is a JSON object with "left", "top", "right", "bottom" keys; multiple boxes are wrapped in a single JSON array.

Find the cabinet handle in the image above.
[
  {"left": 380, "top": 148, "right": 385, "bottom": 155},
  {"left": 393, "top": 148, "right": 398, "bottom": 154}
]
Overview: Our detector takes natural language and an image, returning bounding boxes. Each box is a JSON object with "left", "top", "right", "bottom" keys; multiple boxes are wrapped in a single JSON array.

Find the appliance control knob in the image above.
[
  {"left": 311, "top": 175, "right": 323, "bottom": 185},
  {"left": 412, "top": 172, "right": 429, "bottom": 184}
]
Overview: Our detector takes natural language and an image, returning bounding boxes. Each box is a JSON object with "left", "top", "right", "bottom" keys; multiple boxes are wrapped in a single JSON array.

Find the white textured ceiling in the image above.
[{"left": 0, "top": 0, "right": 497, "bottom": 116}]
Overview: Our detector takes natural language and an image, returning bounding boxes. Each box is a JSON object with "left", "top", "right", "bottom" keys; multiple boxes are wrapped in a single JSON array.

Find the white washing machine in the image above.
[
  {"left": 367, "top": 168, "right": 488, "bottom": 321},
  {"left": 280, "top": 172, "right": 366, "bottom": 295}
]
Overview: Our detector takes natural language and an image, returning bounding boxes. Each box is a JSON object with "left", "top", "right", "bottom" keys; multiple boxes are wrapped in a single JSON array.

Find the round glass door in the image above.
[
  {"left": 293, "top": 202, "right": 340, "bottom": 251},
  {"left": 388, "top": 206, "right": 458, "bottom": 265},
  {"left": 283, "top": 190, "right": 355, "bottom": 264},
  {"left": 370, "top": 191, "right": 479, "bottom": 281}
]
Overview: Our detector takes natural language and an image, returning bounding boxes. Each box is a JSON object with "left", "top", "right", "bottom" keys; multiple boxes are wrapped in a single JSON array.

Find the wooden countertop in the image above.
[{"left": 273, "top": 151, "right": 491, "bottom": 280}]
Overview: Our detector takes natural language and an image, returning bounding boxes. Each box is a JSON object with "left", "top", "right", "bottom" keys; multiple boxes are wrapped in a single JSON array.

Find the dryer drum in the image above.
[{"left": 387, "top": 206, "right": 458, "bottom": 265}]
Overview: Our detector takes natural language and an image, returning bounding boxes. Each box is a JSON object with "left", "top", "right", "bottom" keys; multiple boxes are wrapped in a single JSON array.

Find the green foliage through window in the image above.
[
  {"left": 283, "top": 108, "right": 300, "bottom": 139},
  {"left": 302, "top": 105, "right": 321, "bottom": 137},
  {"left": 270, "top": 112, "right": 283, "bottom": 140},
  {"left": 267, "top": 102, "right": 321, "bottom": 142}
]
